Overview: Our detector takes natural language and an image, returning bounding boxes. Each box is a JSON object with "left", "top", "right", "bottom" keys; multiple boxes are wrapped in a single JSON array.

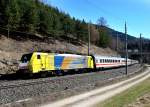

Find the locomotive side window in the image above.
[
  {"left": 96, "top": 60, "right": 98, "bottom": 63},
  {"left": 100, "top": 59, "right": 102, "bottom": 63},
  {"left": 37, "top": 55, "right": 41, "bottom": 59}
]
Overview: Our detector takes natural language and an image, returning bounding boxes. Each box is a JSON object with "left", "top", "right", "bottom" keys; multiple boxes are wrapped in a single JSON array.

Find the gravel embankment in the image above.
[{"left": 0, "top": 64, "right": 142, "bottom": 106}]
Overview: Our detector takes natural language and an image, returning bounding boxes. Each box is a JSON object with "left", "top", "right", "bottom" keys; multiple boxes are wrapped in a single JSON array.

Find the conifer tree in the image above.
[{"left": 6, "top": 0, "right": 20, "bottom": 30}]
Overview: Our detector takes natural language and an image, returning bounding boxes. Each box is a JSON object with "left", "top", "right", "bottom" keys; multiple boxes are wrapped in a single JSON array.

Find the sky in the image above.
[{"left": 43, "top": 0, "right": 150, "bottom": 39}]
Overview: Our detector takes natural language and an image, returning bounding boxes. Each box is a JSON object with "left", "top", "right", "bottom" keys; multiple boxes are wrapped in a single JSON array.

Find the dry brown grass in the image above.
[{"left": 0, "top": 35, "right": 117, "bottom": 74}]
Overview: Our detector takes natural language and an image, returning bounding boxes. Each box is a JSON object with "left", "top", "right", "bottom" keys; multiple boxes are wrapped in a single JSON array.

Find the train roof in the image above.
[
  {"left": 94, "top": 55, "right": 125, "bottom": 60},
  {"left": 56, "top": 53, "right": 85, "bottom": 57}
]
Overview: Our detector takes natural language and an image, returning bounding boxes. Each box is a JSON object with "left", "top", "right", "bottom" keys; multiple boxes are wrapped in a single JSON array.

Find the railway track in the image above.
[
  {"left": 0, "top": 64, "right": 142, "bottom": 89},
  {"left": 0, "top": 64, "right": 142, "bottom": 105}
]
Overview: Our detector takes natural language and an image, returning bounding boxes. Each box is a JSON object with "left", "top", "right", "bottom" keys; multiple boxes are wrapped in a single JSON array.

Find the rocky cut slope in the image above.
[{"left": 0, "top": 34, "right": 118, "bottom": 74}]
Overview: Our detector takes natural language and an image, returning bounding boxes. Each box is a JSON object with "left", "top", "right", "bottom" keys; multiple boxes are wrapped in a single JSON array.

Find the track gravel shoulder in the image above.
[
  {"left": 42, "top": 67, "right": 150, "bottom": 107},
  {"left": 0, "top": 64, "right": 142, "bottom": 107}
]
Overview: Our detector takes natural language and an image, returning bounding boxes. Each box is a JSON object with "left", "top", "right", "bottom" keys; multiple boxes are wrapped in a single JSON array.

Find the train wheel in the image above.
[
  {"left": 88, "top": 68, "right": 94, "bottom": 72},
  {"left": 77, "top": 69, "right": 83, "bottom": 74},
  {"left": 40, "top": 71, "right": 48, "bottom": 78},
  {"left": 16, "top": 70, "right": 23, "bottom": 78},
  {"left": 55, "top": 70, "right": 63, "bottom": 76},
  {"left": 29, "top": 73, "right": 33, "bottom": 78}
]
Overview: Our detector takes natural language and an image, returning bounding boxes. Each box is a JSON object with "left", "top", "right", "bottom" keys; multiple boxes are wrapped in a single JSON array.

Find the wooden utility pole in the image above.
[
  {"left": 116, "top": 31, "right": 119, "bottom": 56},
  {"left": 8, "top": 25, "right": 10, "bottom": 39},
  {"left": 125, "top": 22, "right": 128, "bottom": 75},
  {"left": 88, "top": 21, "right": 91, "bottom": 55},
  {"left": 7, "top": 23, "right": 10, "bottom": 61},
  {"left": 140, "top": 33, "right": 142, "bottom": 66}
]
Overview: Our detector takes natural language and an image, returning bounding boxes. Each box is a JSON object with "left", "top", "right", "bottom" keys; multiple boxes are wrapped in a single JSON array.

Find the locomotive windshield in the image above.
[{"left": 21, "top": 53, "right": 32, "bottom": 63}]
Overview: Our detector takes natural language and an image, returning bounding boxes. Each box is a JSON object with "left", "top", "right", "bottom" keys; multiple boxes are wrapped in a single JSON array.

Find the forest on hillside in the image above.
[{"left": 0, "top": 0, "right": 110, "bottom": 48}]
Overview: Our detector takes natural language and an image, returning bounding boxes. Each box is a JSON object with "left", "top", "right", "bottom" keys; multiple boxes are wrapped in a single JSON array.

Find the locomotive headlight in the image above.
[{"left": 19, "top": 62, "right": 28, "bottom": 70}]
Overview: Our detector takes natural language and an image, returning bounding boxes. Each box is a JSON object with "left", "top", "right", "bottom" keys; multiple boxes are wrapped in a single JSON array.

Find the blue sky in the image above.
[{"left": 44, "top": 0, "right": 150, "bottom": 39}]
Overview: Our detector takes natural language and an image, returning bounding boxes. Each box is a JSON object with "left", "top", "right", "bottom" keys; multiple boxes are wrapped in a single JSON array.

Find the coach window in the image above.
[
  {"left": 100, "top": 59, "right": 102, "bottom": 63},
  {"left": 37, "top": 55, "right": 41, "bottom": 59},
  {"left": 96, "top": 60, "right": 98, "bottom": 63}
]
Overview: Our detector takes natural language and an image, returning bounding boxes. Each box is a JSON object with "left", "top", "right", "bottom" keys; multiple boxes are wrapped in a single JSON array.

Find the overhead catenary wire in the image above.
[
  {"left": 85, "top": 0, "right": 125, "bottom": 24},
  {"left": 85, "top": 0, "right": 139, "bottom": 37}
]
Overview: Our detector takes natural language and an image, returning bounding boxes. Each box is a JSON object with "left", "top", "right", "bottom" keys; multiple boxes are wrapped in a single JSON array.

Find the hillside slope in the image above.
[{"left": 0, "top": 34, "right": 117, "bottom": 74}]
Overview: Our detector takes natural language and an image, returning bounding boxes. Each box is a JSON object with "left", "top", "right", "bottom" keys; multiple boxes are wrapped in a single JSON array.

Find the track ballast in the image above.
[{"left": 0, "top": 64, "right": 142, "bottom": 105}]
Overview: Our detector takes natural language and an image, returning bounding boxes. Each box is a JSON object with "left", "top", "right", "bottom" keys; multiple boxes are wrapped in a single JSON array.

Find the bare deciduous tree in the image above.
[
  {"left": 90, "top": 25, "right": 99, "bottom": 45},
  {"left": 97, "top": 17, "right": 107, "bottom": 26}
]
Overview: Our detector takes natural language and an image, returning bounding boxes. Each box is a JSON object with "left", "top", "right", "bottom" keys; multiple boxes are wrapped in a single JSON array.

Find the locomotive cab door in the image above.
[{"left": 37, "top": 54, "right": 46, "bottom": 71}]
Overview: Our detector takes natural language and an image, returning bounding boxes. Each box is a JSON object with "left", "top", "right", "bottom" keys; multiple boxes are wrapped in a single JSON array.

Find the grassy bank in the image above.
[{"left": 96, "top": 77, "right": 150, "bottom": 107}]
